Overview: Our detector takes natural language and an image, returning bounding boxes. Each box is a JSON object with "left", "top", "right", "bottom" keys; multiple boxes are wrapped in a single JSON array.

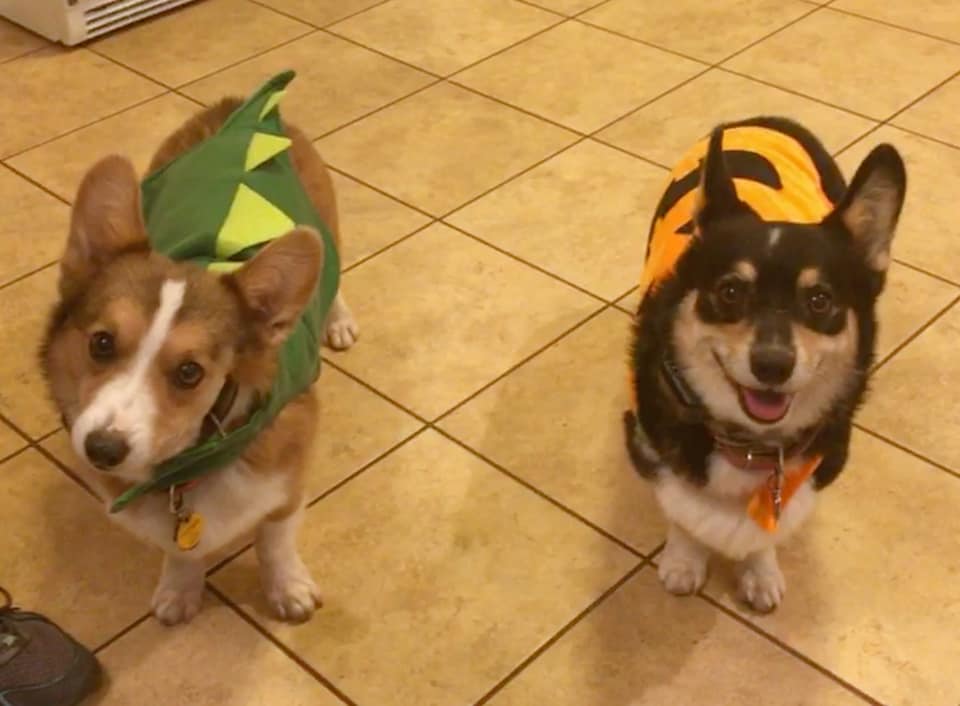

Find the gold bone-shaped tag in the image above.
[{"left": 175, "top": 512, "right": 204, "bottom": 551}]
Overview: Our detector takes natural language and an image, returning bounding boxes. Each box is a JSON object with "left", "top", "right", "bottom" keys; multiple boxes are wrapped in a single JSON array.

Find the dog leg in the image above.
[
  {"left": 658, "top": 523, "right": 710, "bottom": 595},
  {"left": 737, "top": 546, "right": 786, "bottom": 613},
  {"left": 256, "top": 508, "right": 321, "bottom": 622},
  {"left": 152, "top": 554, "right": 205, "bottom": 625},
  {"left": 324, "top": 291, "right": 359, "bottom": 350}
]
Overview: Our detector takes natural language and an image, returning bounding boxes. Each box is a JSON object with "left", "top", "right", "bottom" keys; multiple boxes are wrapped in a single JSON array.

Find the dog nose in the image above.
[
  {"left": 84, "top": 429, "right": 130, "bottom": 469},
  {"left": 750, "top": 344, "right": 796, "bottom": 386}
]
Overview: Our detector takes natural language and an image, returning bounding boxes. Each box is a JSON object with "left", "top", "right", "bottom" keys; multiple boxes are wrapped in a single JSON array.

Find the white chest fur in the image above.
[
  {"left": 105, "top": 462, "right": 289, "bottom": 560},
  {"left": 654, "top": 453, "right": 817, "bottom": 561}
]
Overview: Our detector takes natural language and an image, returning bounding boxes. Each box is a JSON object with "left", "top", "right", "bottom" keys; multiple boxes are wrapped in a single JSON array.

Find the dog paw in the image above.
[
  {"left": 264, "top": 568, "right": 321, "bottom": 622},
  {"left": 658, "top": 551, "right": 707, "bottom": 596},
  {"left": 324, "top": 296, "right": 358, "bottom": 351},
  {"left": 152, "top": 585, "right": 203, "bottom": 625},
  {"left": 738, "top": 562, "right": 786, "bottom": 613}
]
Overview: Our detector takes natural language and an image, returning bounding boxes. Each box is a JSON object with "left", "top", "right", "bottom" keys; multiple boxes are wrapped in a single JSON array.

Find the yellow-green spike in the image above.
[
  {"left": 207, "top": 261, "right": 244, "bottom": 275},
  {"left": 245, "top": 132, "right": 292, "bottom": 172},
  {"left": 259, "top": 89, "right": 286, "bottom": 119},
  {"left": 216, "top": 183, "right": 295, "bottom": 258}
]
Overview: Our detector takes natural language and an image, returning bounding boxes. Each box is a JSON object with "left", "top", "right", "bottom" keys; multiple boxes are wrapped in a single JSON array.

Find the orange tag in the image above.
[
  {"left": 175, "top": 512, "right": 204, "bottom": 551},
  {"left": 747, "top": 455, "right": 822, "bottom": 532}
]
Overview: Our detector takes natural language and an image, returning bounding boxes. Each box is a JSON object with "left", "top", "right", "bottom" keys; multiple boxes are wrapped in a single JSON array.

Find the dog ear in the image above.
[
  {"left": 62, "top": 155, "right": 148, "bottom": 297},
  {"left": 230, "top": 227, "right": 324, "bottom": 347},
  {"left": 826, "top": 144, "right": 906, "bottom": 272},
  {"left": 695, "top": 127, "right": 754, "bottom": 229}
]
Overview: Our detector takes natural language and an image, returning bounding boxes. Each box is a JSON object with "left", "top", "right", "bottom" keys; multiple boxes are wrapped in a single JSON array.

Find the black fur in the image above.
[{"left": 628, "top": 116, "right": 906, "bottom": 490}]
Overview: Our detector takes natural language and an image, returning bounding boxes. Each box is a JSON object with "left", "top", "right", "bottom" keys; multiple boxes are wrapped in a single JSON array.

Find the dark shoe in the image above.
[{"left": 0, "top": 588, "right": 101, "bottom": 706}]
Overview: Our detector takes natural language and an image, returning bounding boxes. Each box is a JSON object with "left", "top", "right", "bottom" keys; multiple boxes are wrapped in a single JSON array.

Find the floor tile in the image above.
[
  {"left": 597, "top": 69, "right": 876, "bottom": 166},
  {"left": 894, "top": 74, "right": 960, "bottom": 147},
  {"left": 318, "top": 83, "right": 577, "bottom": 215},
  {"left": 252, "top": 0, "right": 386, "bottom": 26},
  {"left": 0, "top": 267, "right": 62, "bottom": 438},
  {"left": 0, "top": 419, "right": 25, "bottom": 460},
  {"left": 581, "top": 0, "right": 812, "bottom": 63},
  {"left": 331, "top": 223, "right": 599, "bottom": 419},
  {"left": 725, "top": 9, "right": 960, "bottom": 119},
  {"left": 93, "top": 0, "right": 312, "bottom": 87},
  {"left": 0, "top": 17, "right": 47, "bottom": 62},
  {"left": 440, "top": 308, "right": 663, "bottom": 553},
  {"left": 7, "top": 94, "right": 200, "bottom": 202},
  {"left": 487, "top": 570, "right": 863, "bottom": 706},
  {"left": 858, "top": 302, "right": 960, "bottom": 470},
  {"left": 214, "top": 430, "right": 638, "bottom": 706},
  {"left": 875, "top": 262, "right": 958, "bottom": 364},
  {"left": 332, "top": 172, "right": 431, "bottom": 268},
  {"left": 455, "top": 21, "right": 704, "bottom": 133},
  {"left": 181, "top": 32, "right": 433, "bottom": 139},
  {"left": 96, "top": 596, "right": 345, "bottom": 706},
  {"left": 448, "top": 140, "right": 662, "bottom": 299},
  {"left": 838, "top": 126, "right": 960, "bottom": 283},
  {"left": 833, "top": 0, "right": 960, "bottom": 43},
  {"left": 305, "top": 366, "right": 424, "bottom": 500},
  {"left": 0, "top": 48, "right": 163, "bottom": 157},
  {"left": 328, "top": 0, "right": 560, "bottom": 75},
  {"left": 1, "top": 449, "right": 159, "bottom": 648},
  {"left": 0, "top": 166, "right": 69, "bottom": 286},
  {"left": 705, "top": 431, "right": 960, "bottom": 706}
]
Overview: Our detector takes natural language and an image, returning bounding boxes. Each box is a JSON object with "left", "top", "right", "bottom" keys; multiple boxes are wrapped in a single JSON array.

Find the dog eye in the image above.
[
  {"left": 89, "top": 331, "right": 116, "bottom": 361},
  {"left": 807, "top": 288, "right": 833, "bottom": 315},
  {"left": 174, "top": 361, "right": 205, "bottom": 389},
  {"left": 716, "top": 279, "right": 746, "bottom": 306}
]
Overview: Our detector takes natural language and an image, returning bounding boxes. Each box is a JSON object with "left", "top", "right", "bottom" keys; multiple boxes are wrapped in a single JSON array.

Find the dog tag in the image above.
[{"left": 175, "top": 512, "right": 204, "bottom": 551}]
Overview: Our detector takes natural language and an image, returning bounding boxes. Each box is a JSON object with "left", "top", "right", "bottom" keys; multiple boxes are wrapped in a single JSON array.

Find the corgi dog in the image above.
[
  {"left": 40, "top": 80, "right": 356, "bottom": 625},
  {"left": 625, "top": 117, "right": 906, "bottom": 611}
]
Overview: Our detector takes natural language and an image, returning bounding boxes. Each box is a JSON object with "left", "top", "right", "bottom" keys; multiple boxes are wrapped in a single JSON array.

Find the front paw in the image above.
[
  {"left": 658, "top": 549, "right": 708, "bottom": 596},
  {"left": 738, "top": 562, "right": 786, "bottom": 613},
  {"left": 152, "top": 584, "right": 203, "bottom": 625},
  {"left": 263, "top": 566, "right": 321, "bottom": 622}
]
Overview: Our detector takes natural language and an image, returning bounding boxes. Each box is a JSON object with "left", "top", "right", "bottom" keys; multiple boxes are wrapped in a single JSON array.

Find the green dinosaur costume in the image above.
[{"left": 110, "top": 71, "right": 338, "bottom": 512}]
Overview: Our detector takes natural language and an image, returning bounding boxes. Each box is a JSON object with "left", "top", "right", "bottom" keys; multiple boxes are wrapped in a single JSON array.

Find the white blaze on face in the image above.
[{"left": 72, "top": 279, "right": 186, "bottom": 473}]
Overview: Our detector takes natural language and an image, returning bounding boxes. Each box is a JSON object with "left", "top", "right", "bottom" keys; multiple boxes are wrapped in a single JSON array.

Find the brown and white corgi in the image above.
[
  {"left": 625, "top": 117, "right": 906, "bottom": 611},
  {"left": 40, "top": 98, "right": 357, "bottom": 625}
]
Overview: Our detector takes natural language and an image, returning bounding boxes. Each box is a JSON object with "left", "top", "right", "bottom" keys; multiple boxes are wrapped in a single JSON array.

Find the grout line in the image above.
[
  {"left": 92, "top": 612, "right": 152, "bottom": 654},
  {"left": 321, "top": 359, "right": 430, "bottom": 424},
  {"left": 573, "top": 17, "right": 714, "bottom": 66},
  {"left": 882, "top": 122, "right": 960, "bottom": 155},
  {"left": 0, "top": 260, "right": 58, "bottom": 294},
  {"left": 247, "top": 0, "right": 393, "bottom": 30},
  {"left": 714, "top": 2, "right": 825, "bottom": 65},
  {"left": 341, "top": 220, "right": 438, "bottom": 273},
  {"left": 0, "top": 88, "right": 167, "bottom": 164},
  {"left": 324, "top": 166, "right": 435, "bottom": 219},
  {"left": 473, "top": 560, "right": 648, "bottom": 706},
  {"left": 447, "top": 79, "right": 588, "bottom": 136},
  {"left": 587, "top": 135, "right": 671, "bottom": 169},
  {"left": 314, "top": 78, "right": 444, "bottom": 142},
  {"left": 888, "top": 258, "right": 960, "bottom": 289},
  {"left": 208, "top": 585, "right": 360, "bottom": 706},
  {"left": 431, "top": 302, "right": 610, "bottom": 424},
  {"left": 821, "top": 5, "right": 960, "bottom": 49},
  {"left": 318, "top": 28, "right": 444, "bottom": 79},
  {"left": 33, "top": 439, "right": 102, "bottom": 501},
  {"left": 853, "top": 423, "right": 960, "bottom": 481},
  {"left": 0, "top": 46, "right": 48, "bottom": 66},
  {"left": 441, "top": 222, "right": 609, "bottom": 304},
  {"left": 435, "top": 426, "right": 648, "bottom": 558},
  {"left": 697, "top": 593, "right": 885, "bottom": 706},
  {"left": 871, "top": 293, "right": 960, "bottom": 374}
]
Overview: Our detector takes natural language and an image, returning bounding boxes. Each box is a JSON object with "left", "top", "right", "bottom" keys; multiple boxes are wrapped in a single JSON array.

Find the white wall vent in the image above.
[{"left": 0, "top": 0, "right": 200, "bottom": 46}]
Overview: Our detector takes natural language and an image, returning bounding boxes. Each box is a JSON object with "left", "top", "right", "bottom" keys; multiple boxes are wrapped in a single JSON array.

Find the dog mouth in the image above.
[{"left": 737, "top": 386, "right": 793, "bottom": 424}]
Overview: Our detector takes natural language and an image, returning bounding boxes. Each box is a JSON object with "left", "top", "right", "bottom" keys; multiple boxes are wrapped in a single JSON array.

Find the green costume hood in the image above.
[{"left": 110, "top": 71, "right": 338, "bottom": 512}]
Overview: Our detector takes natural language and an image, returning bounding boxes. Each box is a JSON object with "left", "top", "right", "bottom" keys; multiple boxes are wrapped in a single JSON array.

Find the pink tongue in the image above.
[{"left": 741, "top": 388, "right": 791, "bottom": 422}]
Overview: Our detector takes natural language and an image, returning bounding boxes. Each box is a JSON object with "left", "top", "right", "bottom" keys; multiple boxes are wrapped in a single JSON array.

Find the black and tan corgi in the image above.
[{"left": 625, "top": 117, "right": 906, "bottom": 611}]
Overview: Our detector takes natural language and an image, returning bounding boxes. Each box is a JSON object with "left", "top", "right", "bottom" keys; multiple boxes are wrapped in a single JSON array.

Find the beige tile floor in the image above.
[{"left": 2, "top": 1, "right": 959, "bottom": 704}]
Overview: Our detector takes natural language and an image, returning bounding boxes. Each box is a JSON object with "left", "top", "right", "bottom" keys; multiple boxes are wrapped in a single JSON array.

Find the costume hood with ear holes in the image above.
[{"left": 109, "top": 70, "right": 339, "bottom": 512}]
